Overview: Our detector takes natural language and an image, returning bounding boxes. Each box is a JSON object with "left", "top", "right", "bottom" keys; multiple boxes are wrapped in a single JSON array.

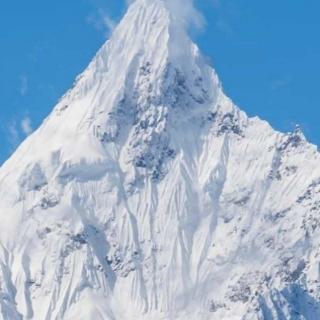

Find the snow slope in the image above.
[{"left": 1, "top": 0, "right": 320, "bottom": 319}]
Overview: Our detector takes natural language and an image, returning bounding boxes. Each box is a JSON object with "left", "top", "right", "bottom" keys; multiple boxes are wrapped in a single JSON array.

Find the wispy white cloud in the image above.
[
  {"left": 165, "top": 0, "right": 205, "bottom": 30},
  {"left": 210, "top": 0, "right": 240, "bottom": 37},
  {"left": 19, "top": 75, "right": 28, "bottom": 96},
  {"left": 124, "top": 0, "right": 204, "bottom": 31},
  {"left": 21, "top": 116, "right": 33, "bottom": 136},
  {"left": 270, "top": 77, "right": 292, "bottom": 91},
  {"left": 86, "top": 9, "right": 116, "bottom": 37},
  {"left": 6, "top": 115, "right": 33, "bottom": 151},
  {"left": 216, "top": 18, "right": 234, "bottom": 36},
  {"left": 7, "top": 121, "right": 19, "bottom": 150},
  {"left": 102, "top": 12, "right": 116, "bottom": 33},
  {"left": 211, "top": 0, "right": 221, "bottom": 8}
]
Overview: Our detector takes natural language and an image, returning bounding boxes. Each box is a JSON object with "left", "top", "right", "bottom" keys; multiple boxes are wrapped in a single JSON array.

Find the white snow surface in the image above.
[{"left": 1, "top": 0, "right": 320, "bottom": 319}]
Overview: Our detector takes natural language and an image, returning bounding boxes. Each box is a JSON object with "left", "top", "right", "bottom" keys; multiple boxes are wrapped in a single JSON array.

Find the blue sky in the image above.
[{"left": 1, "top": 0, "right": 319, "bottom": 164}]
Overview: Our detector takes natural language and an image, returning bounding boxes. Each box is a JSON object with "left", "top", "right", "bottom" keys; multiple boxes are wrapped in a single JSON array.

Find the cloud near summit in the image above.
[{"left": 126, "top": 0, "right": 204, "bottom": 30}]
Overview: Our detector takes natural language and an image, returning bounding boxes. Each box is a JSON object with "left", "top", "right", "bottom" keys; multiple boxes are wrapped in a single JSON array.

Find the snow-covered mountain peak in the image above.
[
  {"left": 1, "top": 0, "right": 238, "bottom": 185},
  {"left": 66, "top": 0, "right": 208, "bottom": 101},
  {"left": 1, "top": 1, "right": 320, "bottom": 320}
]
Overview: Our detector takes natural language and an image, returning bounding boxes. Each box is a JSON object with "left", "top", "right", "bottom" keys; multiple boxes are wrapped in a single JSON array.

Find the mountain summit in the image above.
[{"left": 1, "top": 1, "right": 320, "bottom": 319}]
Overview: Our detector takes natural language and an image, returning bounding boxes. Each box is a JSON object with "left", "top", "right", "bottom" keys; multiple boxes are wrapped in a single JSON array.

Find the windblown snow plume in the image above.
[
  {"left": 164, "top": 0, "right": 204, "bottom": 29},
  {"left": 127, "top": 0, "right": 204, "bottom": 29},
  {"left": 0, "top": 0, "right": 320, "bottom": 319}
]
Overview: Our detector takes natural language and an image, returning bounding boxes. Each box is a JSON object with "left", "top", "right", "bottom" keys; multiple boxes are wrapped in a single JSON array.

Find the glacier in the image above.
[{"left": 1, "top": 0, "right": 320, "bottom": 319}]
